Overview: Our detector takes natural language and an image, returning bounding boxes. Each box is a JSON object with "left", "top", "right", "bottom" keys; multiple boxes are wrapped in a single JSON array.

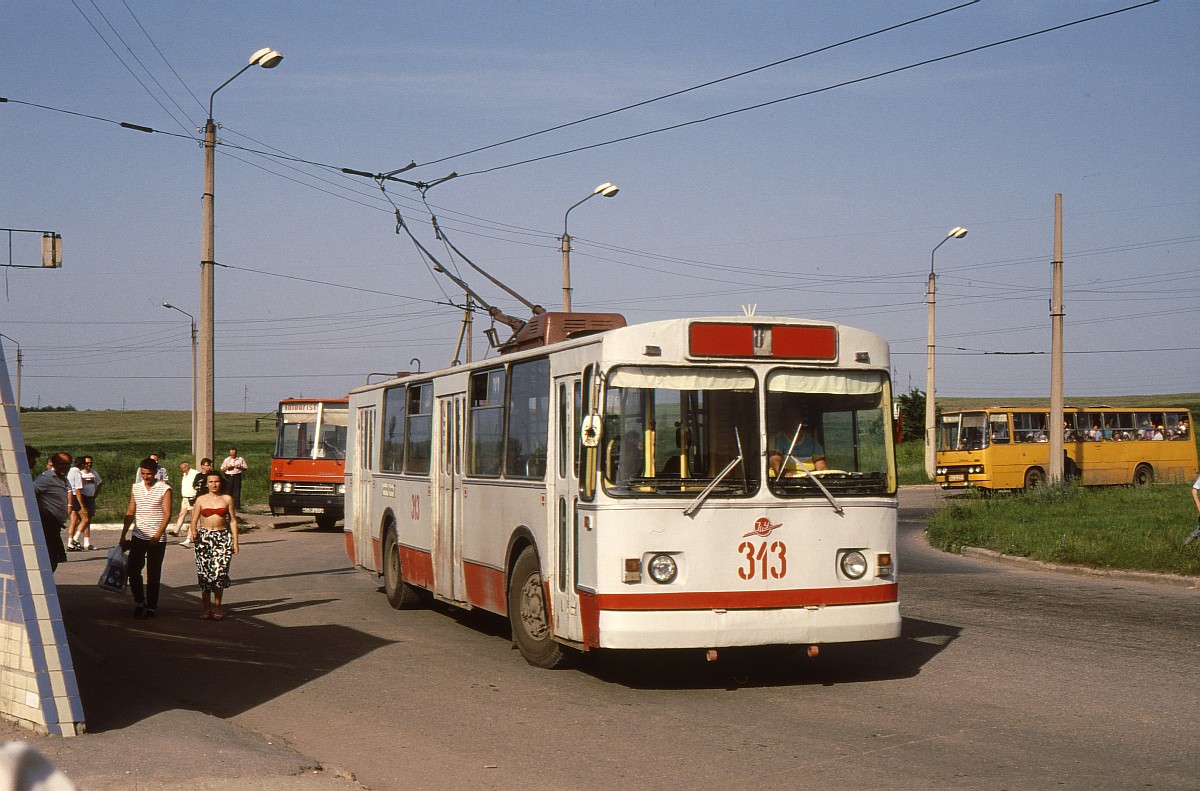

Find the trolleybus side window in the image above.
[
  {"left": 766, "top": 370, "right": 893, "bottom": 496},
  {"left": 404, "top": 383, "right": 433, "bottom": 474},
  {"left": 469, "top": 368, "right": 506, "bottom": 477},
  {"left": 380, "top": 386, "right": 406, "bottom": 472},
  {"left": 602, "top": 366, "right": 759, "bottom": 496},
  {"left": 506, "top": 358, "right": 550, "bottom": 479}
]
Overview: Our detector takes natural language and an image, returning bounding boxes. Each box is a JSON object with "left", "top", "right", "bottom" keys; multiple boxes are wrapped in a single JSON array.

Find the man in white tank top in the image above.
[{"left": 120, "top": 457, "right": 173, "bottom": 618}]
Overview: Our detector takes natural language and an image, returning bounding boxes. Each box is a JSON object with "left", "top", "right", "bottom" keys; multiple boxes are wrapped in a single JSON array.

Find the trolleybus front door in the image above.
[
  {"left": 351, "top": 405, "right": 376, "bottom": 569},
  {"left": 434, "top": 393, "right": 467, "bottom": 604},
  {"left": 551, "top": 375, "right": 583, "bottom": 642}
]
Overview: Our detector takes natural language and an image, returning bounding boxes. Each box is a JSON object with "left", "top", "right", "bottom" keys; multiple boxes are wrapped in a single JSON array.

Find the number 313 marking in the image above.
[{"left": 737, "top": 540, "right": 787, "bottom": 580}]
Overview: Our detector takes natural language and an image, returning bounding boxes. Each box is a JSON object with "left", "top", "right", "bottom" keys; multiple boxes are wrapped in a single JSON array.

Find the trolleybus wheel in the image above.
[
  {"left": 1132, "top": 463, "right": 1154, "bottom": 486},
  {"left": 508, "top": 546, "right": 567, "bottom": 669},
  {"left": 1023, "top": 467, "right": 1046, "bottom": 491},
  {"left": 383, "top": 524, "right": 422, "bottom": 610}
]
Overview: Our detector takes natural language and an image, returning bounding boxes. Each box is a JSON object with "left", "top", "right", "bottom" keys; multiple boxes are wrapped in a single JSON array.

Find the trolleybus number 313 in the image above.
[{"left": 737, "top": 540, "right": 788, "bottom": 580}]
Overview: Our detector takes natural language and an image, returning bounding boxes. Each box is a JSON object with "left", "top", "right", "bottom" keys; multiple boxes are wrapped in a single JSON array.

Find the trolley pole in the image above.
[{"left": 1048, "top": 193, "right": 1065, "bottom": 483}]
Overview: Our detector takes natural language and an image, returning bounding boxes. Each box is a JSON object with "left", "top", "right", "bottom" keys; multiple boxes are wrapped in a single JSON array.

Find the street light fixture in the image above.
[
  {"left": 925, "top": 226, "right": 968, "bottom": 480},
  {"left": 163, "top": 302, "right": 198, "bottom": 459},
  {"left": 199, "top": 47, "right": 283, "bottom": 465},
  {"left": 560, "top": 182, "right": 619, "bottom": 312}
]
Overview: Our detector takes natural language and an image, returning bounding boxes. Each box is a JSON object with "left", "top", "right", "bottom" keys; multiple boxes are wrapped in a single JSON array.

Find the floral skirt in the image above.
[{"left": 194, "top": 528, "right": 234, "bottom": 592}]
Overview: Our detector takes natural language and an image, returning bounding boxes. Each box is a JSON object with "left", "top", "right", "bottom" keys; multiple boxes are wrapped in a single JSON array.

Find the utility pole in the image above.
[{"left": 1048, "top": 194, "right": 1065, "bottom": 483}]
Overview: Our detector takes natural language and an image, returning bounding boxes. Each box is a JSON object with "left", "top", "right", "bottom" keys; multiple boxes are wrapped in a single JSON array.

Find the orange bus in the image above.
[
  {"left": 936, "top": 406, "right": 1195, "bottom": 490},
  {"left": 270, "top": 397, "right": 349, "bottom": 528}
]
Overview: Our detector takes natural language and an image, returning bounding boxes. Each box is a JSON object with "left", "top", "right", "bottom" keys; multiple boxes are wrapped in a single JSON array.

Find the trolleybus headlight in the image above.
[
  {"left": 647, "top": 553, "right": 678, "bottom": 585},
  {"left": 839, "top": 550, "right": 868, "bottom": 580}
]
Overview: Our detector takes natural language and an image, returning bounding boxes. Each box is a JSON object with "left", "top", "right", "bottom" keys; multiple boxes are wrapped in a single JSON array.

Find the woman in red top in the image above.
[{"left": 188, "top": 471, "right": 239, "bottom": 620}]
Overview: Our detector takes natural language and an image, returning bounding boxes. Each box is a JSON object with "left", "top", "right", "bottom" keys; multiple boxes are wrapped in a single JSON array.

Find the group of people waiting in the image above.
[{"left": 28, "top": 446, "right": 246, "bottom": 621}]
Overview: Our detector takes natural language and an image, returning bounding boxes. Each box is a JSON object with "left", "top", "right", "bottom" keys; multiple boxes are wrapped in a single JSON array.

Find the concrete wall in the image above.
[{"left": 0, "top": 343, "right": 84, "bottom": 735}]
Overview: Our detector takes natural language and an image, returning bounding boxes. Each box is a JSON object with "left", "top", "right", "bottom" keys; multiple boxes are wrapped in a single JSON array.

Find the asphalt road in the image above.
[{"left": 6, "top": 489, "right": 1199, "bottom": 790}]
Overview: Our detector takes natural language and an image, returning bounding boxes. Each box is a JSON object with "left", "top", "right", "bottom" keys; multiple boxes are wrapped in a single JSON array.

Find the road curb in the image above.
[{"left": 957, "top": 545, "right": 1200, "bottom": 590}]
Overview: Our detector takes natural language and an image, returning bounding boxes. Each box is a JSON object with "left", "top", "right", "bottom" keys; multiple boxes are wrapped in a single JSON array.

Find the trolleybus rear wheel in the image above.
[
  {"left": 508, "top": 546, "right": 567, "bottom": 669},
  {"left": 1132, "top": 463, "right": 1154, "bottom": 486},
  {"left": 383, "top": 524, "right": 422, "bottom": 610}
]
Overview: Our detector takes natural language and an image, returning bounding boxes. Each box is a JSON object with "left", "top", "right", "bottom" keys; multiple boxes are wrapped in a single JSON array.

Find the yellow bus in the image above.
[{"left": 936, "top": 407, "right": 1196, "bottom": 491}]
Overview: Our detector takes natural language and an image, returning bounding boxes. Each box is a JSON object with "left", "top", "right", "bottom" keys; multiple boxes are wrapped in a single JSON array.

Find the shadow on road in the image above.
[{"left": 56, "top": 575, "right": 396, "bottom": 733}]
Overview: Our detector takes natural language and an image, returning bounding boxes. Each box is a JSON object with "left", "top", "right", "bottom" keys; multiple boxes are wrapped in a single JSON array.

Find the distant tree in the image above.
[
  {"left": 20, "top": 404, "right": 77, "bottom": 413},
  {"left": 896, "top": 388, "right": 928, "bottom": 443}
]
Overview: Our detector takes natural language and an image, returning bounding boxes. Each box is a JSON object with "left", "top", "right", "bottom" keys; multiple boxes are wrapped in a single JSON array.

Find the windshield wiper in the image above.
[
  {"left": 781, "top": 424, "right": 844, "bottom": 515},
  {"left": 683, "top": 452, "right": 743, "bottom": 518}
]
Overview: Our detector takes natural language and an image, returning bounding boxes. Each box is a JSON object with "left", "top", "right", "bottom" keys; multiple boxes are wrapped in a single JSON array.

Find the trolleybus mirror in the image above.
[{"left": 581, "top": 414, "right": 601, "bottom": 448}]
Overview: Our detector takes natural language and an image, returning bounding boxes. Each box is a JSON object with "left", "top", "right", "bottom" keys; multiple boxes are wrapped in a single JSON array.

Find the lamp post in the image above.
[
  {"left": 199, "top": 47, "right": 282, "bottom": 465},
  {"left": 560, "top": 182, "right": 619, "bottom": 312},
  {"left": 163, "top": 302, "right": 197, "bottom": 459},
  {"left": 925, "top": 226, "right": 968, "bottom": 480}
]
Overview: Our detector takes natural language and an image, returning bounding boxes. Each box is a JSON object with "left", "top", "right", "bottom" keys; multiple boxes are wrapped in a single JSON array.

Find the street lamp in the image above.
[
  {"left": 560, "top": 182, "right": 619, "bottom": 312},
  {"left": 199, "top": 47, "right": 283, "bottom": 465},
  {"left": 925, "top": 226, "right": 968, "bottom": 479},
  {"left": 163, "top": 302, "right": 197, "bottom": 459}
]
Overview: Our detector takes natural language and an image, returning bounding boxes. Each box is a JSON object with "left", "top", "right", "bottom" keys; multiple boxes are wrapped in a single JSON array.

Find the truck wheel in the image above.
[
  {"left": 383, "top": 524, "right": 423, "bottom": 610},
  {"left": 508, "top": 546, "right": 567, "bottom": 669},
  {"left": 315, "top": 514, "right": 338, "bottom": 531}
]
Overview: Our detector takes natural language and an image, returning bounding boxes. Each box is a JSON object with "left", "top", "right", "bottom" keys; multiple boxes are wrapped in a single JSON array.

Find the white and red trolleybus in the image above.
[
  {"left": 270, "top": 397, "right": 349, "bottom": 530},
  {"left": 344, "top": 313, "right": 899, "bottom": 667}
]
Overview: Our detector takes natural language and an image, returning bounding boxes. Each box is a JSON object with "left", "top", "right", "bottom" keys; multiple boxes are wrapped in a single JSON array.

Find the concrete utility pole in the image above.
[
  {"left": 1049, "top": 194, "right": 1065, "bottom": 483},
  {"left": 924, "top": 226, "right": 969, "bottom": 480}
]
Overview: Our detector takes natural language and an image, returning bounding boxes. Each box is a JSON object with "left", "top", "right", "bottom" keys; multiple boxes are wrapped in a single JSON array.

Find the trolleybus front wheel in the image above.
[
  {"left": 508, "top": 546, "right": 568, "bottom": 669},
  {"left": 383, "top": 524, "right": 423, "bottom": 610}
]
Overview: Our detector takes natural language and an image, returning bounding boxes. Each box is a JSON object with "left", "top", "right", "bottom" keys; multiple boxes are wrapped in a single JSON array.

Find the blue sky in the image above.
[{"left": 3, "top": 1, "right": 1197, "bottom": 412}]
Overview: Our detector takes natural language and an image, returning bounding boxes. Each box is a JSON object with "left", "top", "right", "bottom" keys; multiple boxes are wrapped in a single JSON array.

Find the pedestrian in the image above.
[
  {"left": 169, "top": 460, "right": 203, "bottom": 541},
  {"left": 189, "top": 471, "right": 239, "bottom": 620},
  {"left": 31, "top": 450, "right": 72, "bottom": 571},
  {"left": 134, "top": 452, "right": 170, "bottom": 485},
  {"left": 1186, "top": 474, "right": 1200, "bottom": 546},
  {"left": 119, "top": 457, "right": 172, "bottom": 619},
  {"left": 220, "top": 447, "right": 248, "bottom": 508},
  {"left": 65, "top": 456, "right": 85, "bottom": 551},
  {"left": 67, "top": 455, "right": 102, "bottom": 551}
]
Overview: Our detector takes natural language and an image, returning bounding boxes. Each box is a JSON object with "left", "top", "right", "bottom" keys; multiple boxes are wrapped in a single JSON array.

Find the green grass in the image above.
[
  {"left": 19, "top": 410, "right": 276, "bottom": 522},
  {"left": 928, "top": 483, "right": 1200, "bottom": 577}
]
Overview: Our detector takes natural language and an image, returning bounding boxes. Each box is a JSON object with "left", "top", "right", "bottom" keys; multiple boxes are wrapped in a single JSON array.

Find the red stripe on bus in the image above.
[
  {"left": 344, "top": 531, "right": 356, "bottom": 566},
  {"left": 400, "top": 546, "right": 435, "bottom": 591},
  {"left": 591, "top": 583, "right": 897, "bottom": 611},
  {"left": 463, "top": 561, "right": 507, "bottom": 615},
  {"left": 578, "top": 590, "right": 601, "bottom": 648}
]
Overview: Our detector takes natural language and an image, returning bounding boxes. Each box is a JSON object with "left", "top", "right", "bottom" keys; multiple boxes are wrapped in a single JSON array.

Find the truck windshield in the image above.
[{"left": 602, "top": 366, "right": 759, "bottom": 497}]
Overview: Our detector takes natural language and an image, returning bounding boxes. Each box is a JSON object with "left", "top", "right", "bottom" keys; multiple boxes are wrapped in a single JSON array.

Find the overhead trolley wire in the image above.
[
  {"left": 449, "top": 1, "right": 1159, "bottom": 179},
  {"left": 408, "top": 0, "right": 982, "bottom": 170}
]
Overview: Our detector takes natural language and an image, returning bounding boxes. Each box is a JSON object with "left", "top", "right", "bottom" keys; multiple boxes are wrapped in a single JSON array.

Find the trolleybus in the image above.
[
  {"left": 270, "top": 397, "right": 349, "bottom": 529},
  {"left": 936, "top": 406, "right": 1196, "bottom": 490},
  {"left": 344, "top": 313, "right": 900, "bottom": 667}
]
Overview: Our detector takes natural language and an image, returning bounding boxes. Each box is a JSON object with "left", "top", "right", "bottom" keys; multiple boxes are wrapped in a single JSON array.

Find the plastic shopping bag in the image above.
[{"left": 98, "top": 546, "right": 128, "bottom": 593}]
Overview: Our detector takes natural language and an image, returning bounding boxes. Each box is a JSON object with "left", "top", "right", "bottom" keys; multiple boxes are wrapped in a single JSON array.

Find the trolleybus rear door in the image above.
[
  {"left": 352, "top": 405, "right": 376, "bottom": 569},
  {"left": 551, "top": 375, "right": 583, "bottom": 642},
  {"left": 434, "top": 393, "right": 467, "bottom": 604}
]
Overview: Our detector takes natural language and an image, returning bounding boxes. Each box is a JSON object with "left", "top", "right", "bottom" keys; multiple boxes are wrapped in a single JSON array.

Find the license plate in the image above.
[
  {"left": 948, "top": 474, "right": 965, "bottom": 482},
  {"left": 301, "top": 507, "right": 325, "bottom": 514}
]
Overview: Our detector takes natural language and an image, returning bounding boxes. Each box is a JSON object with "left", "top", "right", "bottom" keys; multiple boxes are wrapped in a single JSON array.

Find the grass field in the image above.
[{"left": 19, "top": 410, "right": 275, "bottom": 522}]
